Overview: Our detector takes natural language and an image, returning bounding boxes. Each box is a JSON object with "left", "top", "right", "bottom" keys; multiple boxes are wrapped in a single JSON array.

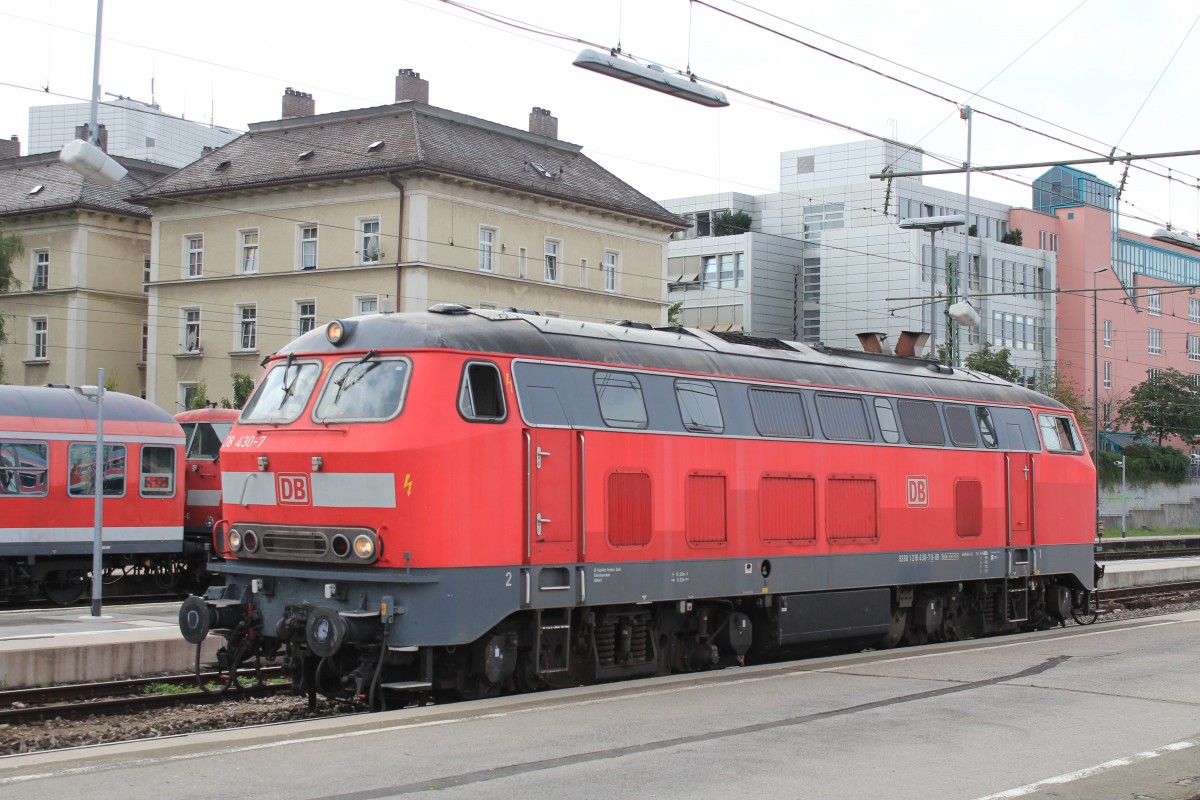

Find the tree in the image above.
[
  {"left": 1000, "top": 228, "right": 1023, "bottom": 246},
  {"left": 667, "top": 301, "right": 683, "bottom": 326},
  {"left": 0, "top": 222, "right": 25, "bottom": 380},
  {"left": 219, "top": 372, "right": 256, "bottom": 409},
  {"left": 963, "top": 343, "right": 1021, "bottom": 383},
  {"left": 712, "top": 210, "right": 752, "bottom": 236},
  {"left": 1034, "top": 364, "right": 1091, "bottom": 433},
  {"left": 1116, "top": 368, "right": 1200, "bottom": 445},
  {"left": 189, "top": 379, "right": 210, "bottom": 410}
]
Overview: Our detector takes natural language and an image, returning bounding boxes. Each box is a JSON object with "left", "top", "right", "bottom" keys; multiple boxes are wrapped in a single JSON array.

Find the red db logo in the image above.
[
  {"left": 906, "top": 477, "right": 928, "bottom": 507},
  {"left": 277, "top": 473, "right": 311, "bottom": 505}
]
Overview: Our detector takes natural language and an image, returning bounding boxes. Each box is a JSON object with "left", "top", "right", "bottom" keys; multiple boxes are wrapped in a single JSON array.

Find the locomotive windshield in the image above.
[
  {"left": 313, "top": 356, "right": 410, "bottom": 422},
  {"left": 241, "top": 361, "right": 321, "bottom": 424}
]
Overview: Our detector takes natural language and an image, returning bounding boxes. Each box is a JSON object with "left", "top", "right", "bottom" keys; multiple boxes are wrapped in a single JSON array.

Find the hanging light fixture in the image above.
[{"left": 572, "top": 49, "right": 729, "bottom": 108}]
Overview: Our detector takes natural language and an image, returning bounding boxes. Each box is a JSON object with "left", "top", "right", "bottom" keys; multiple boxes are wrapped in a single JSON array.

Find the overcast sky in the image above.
[{"left": 3, "top": 0, "right": 1199, "bottom": 237}]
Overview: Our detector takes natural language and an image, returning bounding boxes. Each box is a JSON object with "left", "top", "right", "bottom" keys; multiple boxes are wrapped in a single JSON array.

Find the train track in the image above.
[{"left": 0, "top": 669, "right": 290, "bottom": 725}]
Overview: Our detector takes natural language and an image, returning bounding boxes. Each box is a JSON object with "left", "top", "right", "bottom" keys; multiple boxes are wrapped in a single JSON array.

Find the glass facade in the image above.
[{"left": 1033, "top": 166, "right": 1115, "bottom": 214}]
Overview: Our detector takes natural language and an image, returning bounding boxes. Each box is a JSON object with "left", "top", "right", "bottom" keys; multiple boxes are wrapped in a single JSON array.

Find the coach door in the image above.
[
  {"left": 1005, "top": 452, "right": 1034, "bottom": 547},
  {"left": 526, "top": 428, "right": 578, "bottom": 565}
]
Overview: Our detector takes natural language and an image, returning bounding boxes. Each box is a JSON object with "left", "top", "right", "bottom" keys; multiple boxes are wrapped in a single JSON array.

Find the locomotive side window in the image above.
[
  {"left": 242, "top": 360, "right": 321, "bottom": 423},
  {"left": 0, "top": 441, "right": 48, "bottom": 496},
  {"left": 897, "top": 400, "right": 945, "bottom": 446},
  {"left": 976, "top": 408, "right": 999, "bottom": 449},
  {"left": 187, "top": 423, "right": 228, "bottom": 459},
  {"left": 873, "top": 398, "right": 900, "bottom": 443},
  {"left": 675, "top": 379, "right": 724, "bottom": 434},
  {"left": 944, "top": 405, "right": 978, "bottom": 447},
  {"left": 749, "top": 388, "right": 810, "bottom": 438},
  {"left": 1039, "top": 413, "right": 1083, "bottom": 453},
  {"left": 140, "top": 445, "right": 176, "bottom": 497},
  {"left": 68, "top": 443, "right": 126, "bottom": 497},
  {"left": 314, "top": 357, "right": 410, "bottom": 422},
  {"left": 815, "top": 393, "right": 872, "bottom": 441},
  {"left": 459, "top": 361, "right": 506, "bottom": 421},
  {"left": 595, "top": 371, "right": 648, "bottom": 429}
]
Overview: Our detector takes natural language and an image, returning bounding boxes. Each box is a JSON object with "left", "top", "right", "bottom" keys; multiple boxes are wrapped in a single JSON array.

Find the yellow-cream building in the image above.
[
  {"left": 135, "top": 76, "right": 684, "bottom": 410},
  {"left": 0, "top": 150, "right": 173, "bottom": 392}
]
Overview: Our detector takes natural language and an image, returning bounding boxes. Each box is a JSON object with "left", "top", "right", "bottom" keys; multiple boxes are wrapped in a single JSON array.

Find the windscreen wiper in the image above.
[{"left": 333, "top": 350, "right": 379, "bottom": 404}]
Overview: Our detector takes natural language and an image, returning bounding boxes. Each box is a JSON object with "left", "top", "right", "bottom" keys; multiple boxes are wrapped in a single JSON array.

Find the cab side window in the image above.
[{"left": 459, "top": 362, "right": 506, "bottom": 421}]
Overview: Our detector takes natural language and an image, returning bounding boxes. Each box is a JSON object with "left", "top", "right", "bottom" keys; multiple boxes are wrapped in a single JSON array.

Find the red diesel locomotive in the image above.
[
  {"left": 1, "top": 385, "right": 186, "bottom": 603},
  {"left": 176, "top": 408, "right": 239, "bottom": 541},
  {"left": 180, "top": 306, "right": 1097, "bottom": 703}
]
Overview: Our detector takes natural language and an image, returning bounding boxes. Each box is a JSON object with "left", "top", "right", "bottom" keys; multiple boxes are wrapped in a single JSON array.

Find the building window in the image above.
[
  {"left": 179, "top": 382, "right": 198, "bottom": 410},
  {"left": 604, "top": 250, "right": 619, "bottom": 293},
  {"left": 1149, "top": 328, "right": 1162, "bottom": 355},
  {"left": 1149, "top": 368, "right": 1162, "bottom": 380},
  {"left": 31, "top": 317, "right": 47, "bottom": 360},
  {"left": 1148, "top": 289, "right": 1161, "bottom": 316},
  {"left": 1103, "top": 402, "right": 1111, "bottom": 429},
  {"left": 579, "top": 258, "right": 588, "bottom": 288},
  {"left": 185, "top": 234, "right": 204, "bottom": 278},
  {"left": 237, "top": 304, "right": 257, "bottom": 350},
  {"left": 1191, "top": 298, "right": 1200, "bottom": 324},
  {"left": 1039, "top": 230, "right": 1047, "bottom": 250},
  {"left": 32, "top": 249, "right": 49, "bottom": 290},
  {"left": 141, "top": 320, "right": 148, "bottom": 362},
  {"left": 297, "top": 301, "right": 316, "bottom": 336},
  {"left": 518, "top": 246, "right": 528, "bottom": 279},
  {"left": 356, "top": 295, "right": 378, "bottom": 315},
  {"left": 479, "top": 227, "right": 497, "bottom": 272},
  {"left": 544, "top": 239, "right": 560, "bottom": 282},
  {"left": 1103, "top": 361, "right": 1111, "bottom": 389},
  {"left": 1050, "top": 233, "right": 1058, "bottom": 252},
  {"left": 299, "top": 225, "right": 318, "bottom": 270},
  {"left": 359, "top": 218, "right": 381, "bottom": 264},
  {"left": 183, "top": 308, "right": 201, "bottom": 353},
  {"left": 701, "top": 255, "right": 718, "bottom": 287},
  {"left": 968, "top": 255, "right": 982, "bottom": 292},
  {"left": 239, "top": 229, "right": 259, "bottom": 274},
  {"left": 1103, "top": 320, "right": 1111, "bottom": 347},
  {"left": 143, "top": 254, "right": 151, "bottom": 293},
  {"left": 1192, "top": 375, "right": 1200, "bottom": 389},
  {"left": 1190, "top": 335, "right": 1200, "bottom": 362}
]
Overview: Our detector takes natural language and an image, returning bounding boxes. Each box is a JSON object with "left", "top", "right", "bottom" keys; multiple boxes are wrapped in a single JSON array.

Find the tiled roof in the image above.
[
  {"left": 134, "top": 103, "right": 685, "bottom": 227},
  {"left": 0, "top": 153, "right": 174, "bottom": 219}
]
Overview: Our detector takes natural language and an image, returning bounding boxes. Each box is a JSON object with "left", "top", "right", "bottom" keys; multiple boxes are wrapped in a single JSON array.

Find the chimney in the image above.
[
  {"left": 529, "top": 107, "right": 558, "bottom": 139},
  {"left": 395, "top": 69, "right": 429, "bottom": 104},
  {"left": 0, "top": 135, "right": 19, "bottom": 159},
  {"left": 75, "top": 124, "right": 108, "bottom": 152},
  {"left": 282, "top": 87, "right": 315, "bottom": 119}
]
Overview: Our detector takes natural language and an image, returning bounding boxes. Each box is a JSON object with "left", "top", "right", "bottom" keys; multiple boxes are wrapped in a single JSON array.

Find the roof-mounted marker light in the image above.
[{"left": 326, "top": 319, "right": 356, "bottom": 345}]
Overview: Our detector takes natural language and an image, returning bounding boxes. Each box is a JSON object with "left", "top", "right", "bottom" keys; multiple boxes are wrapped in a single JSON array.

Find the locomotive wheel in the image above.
[{"left": 43, "top": 570, "right": 86, "bottom": 606}]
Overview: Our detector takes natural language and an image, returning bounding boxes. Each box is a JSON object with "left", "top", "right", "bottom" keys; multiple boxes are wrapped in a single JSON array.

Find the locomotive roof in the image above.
[
  {"left": 278, "top": 309, "right": 1066, "bottom": 410},
  {"left": 0, "top": 385, "right": 181, "bottom": 425}
]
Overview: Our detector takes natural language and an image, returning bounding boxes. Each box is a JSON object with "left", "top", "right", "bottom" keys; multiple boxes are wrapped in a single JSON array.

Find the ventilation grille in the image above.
[
  {"left": 607, "top": 471, "right": 651, "bottom": 547},
  {"left": 760, "top": 475, "right": 816, "bottom": 543},
  {"left": 827, "top": 477, "right": 877, "bottom": 540},
  {"left": 263, "top": 529, "right": 328, "bottom": 557},
  {"left": 686, "top": 474, "right": 727, "bottom": 544}
]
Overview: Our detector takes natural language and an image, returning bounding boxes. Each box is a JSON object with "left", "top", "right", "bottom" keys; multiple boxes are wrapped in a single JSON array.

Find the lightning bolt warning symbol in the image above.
[{"left": 403, "top": 473, "right": 413, "bottom": 497}]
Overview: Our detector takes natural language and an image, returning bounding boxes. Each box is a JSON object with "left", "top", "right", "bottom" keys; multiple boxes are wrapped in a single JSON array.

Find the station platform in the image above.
[{"left": 0, "top": 555, "right": 1196, "bottom": 690}]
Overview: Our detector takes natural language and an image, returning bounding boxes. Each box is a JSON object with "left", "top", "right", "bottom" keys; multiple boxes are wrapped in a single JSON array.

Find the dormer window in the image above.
[
  {"left": 215, "top": 160, "right": 231, "bottom": 171},
  {"left": 29, "top": 184, "right": 44, "bottom": 195},
  {"left": 298, "top": 150, "right": 315, "bottom": 161},
  {"left": 367, "top": 140, "right": 385, "bottom": 153},
  {"left": 530, "top": 161, "right": 555, "bottom": 179}
]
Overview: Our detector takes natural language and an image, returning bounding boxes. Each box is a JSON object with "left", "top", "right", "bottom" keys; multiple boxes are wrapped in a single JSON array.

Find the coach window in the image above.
[
  {"left": 242, "top": 361, "right": 321, "bottom": 424},
  {"left": 873, "top": 398, "right": 900, "bottom": 443},
  {"left": 1038, "top": 413, "right": 1083, "bottom": 454},
  {"left": 68, "top": 443, "right": 126, "bottom": 497},
  {"left": 897, "top": 400, "right": 945, "bottom": 446},
  {"left": 944, "top": 405, "right": 978, "bottom": 447},
  {"left": 675, "top": 379, "right": 724, "bottom": 434},
  {"left": 0, "top": 441, "right": 48, "bottom": 496},
  {"left": 976, "top": 408, "right": 999, "bottom": 449},
  {"left": 749, "top": 387, "right": 810, "bottom": 438},
  {"left": 314, "top": 357, "right": 410, "bottom": 422},
  {"left": 815, "top": 393, "right": 872, "bottom": 441},
  {"left": 140, "top": 446, "right": 176, "bottom": 497},
  {"left": 595, "top": 371, "right": 648, "bottom": 429},
  {"left": 459, "top": 361, "right": 506, "bottom": 422}
]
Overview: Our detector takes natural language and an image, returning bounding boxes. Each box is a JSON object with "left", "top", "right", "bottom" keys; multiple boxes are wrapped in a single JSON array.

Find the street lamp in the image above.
[
  {"left": 75, "top": 369, "right": 108, "bottom": 618},
  {"left": 58, "top": 0, "right": 126, "bottom": 185},
  {"left": 899, "top": 214, "right": 965, "bottom": 359},
  {"left": 572, "top": 48, "right": 730, "bottom": 108},
  {"left": 1091, "top": 266, "right": 1108, "bottom": 539},
  {"left": 1114, "top": 458, "right": 1127, "bottom": 537}
]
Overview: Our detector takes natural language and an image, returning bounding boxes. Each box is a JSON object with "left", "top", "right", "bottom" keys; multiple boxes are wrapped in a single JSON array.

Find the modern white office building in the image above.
[
  {"left": 28, "top": 97, "right": 238, "bottom": 168},
  {"left": 661, "top": 140, "right": 1057, "bottom": 383}
]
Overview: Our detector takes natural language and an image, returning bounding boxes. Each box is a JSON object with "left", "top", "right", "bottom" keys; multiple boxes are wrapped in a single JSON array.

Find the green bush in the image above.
[{"left": 1098, "top": 445, "right": 1188, "bottom": 488}]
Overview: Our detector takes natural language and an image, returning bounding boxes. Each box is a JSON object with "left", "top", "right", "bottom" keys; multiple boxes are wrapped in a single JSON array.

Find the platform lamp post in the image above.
[
  {"left": 58, "top": 0, "right": 127, "bottom": 185},
  {"left": 1092, "top": 266, "right": 1108, "bottom": 540},
  {"left": 76, "top": 371, "right": 107, "bottom": 618},
  {"left": 899, "top": 215, "right": 965, "bottom": 359},
  {"left": 1114, "top": 458, "right": 1127, "bottom": 538}
]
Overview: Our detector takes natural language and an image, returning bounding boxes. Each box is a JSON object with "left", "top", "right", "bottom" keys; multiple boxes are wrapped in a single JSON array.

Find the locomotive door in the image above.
[
  {"left": 1005, "top": 452, "right": 1034, "bottom": 547},
  {"left": 526, "top": 428, "right": 578, "bottom": 565}
]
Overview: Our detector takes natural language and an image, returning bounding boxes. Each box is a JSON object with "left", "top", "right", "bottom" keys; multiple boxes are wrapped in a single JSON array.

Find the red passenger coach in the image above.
[
  {"left": 180, "top": 307, "right": 1098, "bottom": 704},
  {"left": 1, "top": 385, "right": 185, "bottom": 604},
  {"left": 176, "top": 408, "right": 239, "bottom": 542}
]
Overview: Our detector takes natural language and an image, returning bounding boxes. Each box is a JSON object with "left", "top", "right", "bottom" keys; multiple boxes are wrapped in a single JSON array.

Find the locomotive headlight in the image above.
[
  {"left": 242, "top": 529, "right": 259, "bottom": 553},
  {"left": 228, "top": 529, "right": 243, "bottom": 552},
  {"left": 326, "top": 319, "right": 356, "bottom": 346},
  {"left": 353, "top": 534, "right": 375, "bottom": 559}
]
